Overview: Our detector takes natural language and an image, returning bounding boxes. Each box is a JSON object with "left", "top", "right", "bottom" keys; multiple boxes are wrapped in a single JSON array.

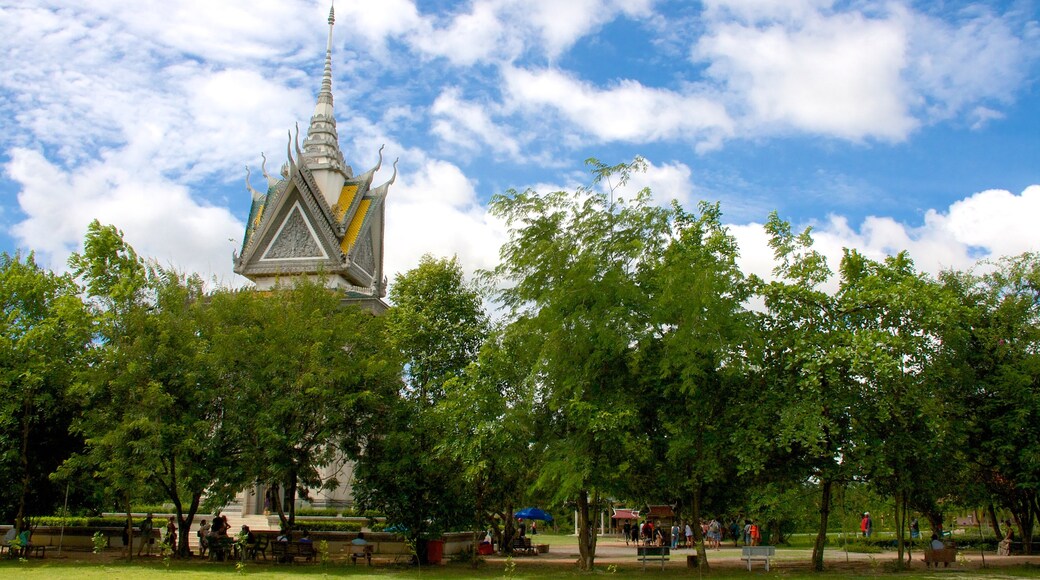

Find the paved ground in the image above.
[{"left": 484, "top": 538, "right": 1040, "bottom": 572}]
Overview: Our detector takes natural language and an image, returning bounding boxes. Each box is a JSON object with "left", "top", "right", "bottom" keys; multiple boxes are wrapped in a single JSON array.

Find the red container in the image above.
[{"left": 426, "top": 539, "right": 444, "bottom": 564}]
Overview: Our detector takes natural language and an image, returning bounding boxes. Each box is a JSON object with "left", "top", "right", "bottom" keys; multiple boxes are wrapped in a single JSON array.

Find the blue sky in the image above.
[{"left": 1, "top": 0, "right": 1038, "bottom": 288}]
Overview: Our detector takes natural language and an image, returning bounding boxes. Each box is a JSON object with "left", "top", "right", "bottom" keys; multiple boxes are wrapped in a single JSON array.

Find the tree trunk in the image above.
[
  {"left": 176, "top": 492, "right": 201, "bottom": 558},
  {"left": 15, "top": 395, "right": 32, "bottom": 534},
  {"left": 691, "top": 486, "right": 710, "bottom": 571},
  {"left": 471, "top": 484, "right": 483, "bottom": 568},
  {"left": 987, "top": 503, "right": 1002, "bottom": 539},
  {"left": 811, "top": 479, "right": 832, "bottom": 572},
  {"left": 501, "top": 505, "right": 515, "bottom": 554},
  {"left": 125, "top": 494, "right": 134, "bottom": 562},
  {"left": 287, "top": 471, "right": 298, "bottom": 529},
  {"left": 894, "top": 491, "right": 906, "bottom": 566},
  {"left": 576, "top": 490, "right": 596, "bottom": 570}
]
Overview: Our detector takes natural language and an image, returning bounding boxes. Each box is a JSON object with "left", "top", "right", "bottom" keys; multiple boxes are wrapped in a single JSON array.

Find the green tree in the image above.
[
  {"left": 68, "top": 222, "right": 253, "bottom": 556},
  {"left": 486, "top": 158, "right": 670, "bottom": 570},
  {"left": 837, "top": 251, "right": 954, "bottom": 564},
  {"left": 940, "top": 253, "right": 1040, "bottom": 553},
  {"left": 224, "top": 281, "right": 401, "bottom": 531},
  {"left": 0, "top": 252, "right": 92, "bottom": 531},
  {"left": 354, "top": 255, "right": 487, "bottom": 560},
  {"left": 436, "top": 325, "right": 540, "bottom": 561},
  {"left": 753, "top": 214, "right": 867, "bottom": 571},
  {"left": 643, "top": 201, "right": 754, "bottom": 570}
]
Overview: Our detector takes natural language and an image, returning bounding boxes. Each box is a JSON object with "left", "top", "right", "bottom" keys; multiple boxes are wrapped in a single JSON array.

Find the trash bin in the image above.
[
  {"left": 426, "top": 539, "right": 445, "bottom": 564},
  {"left": 687, "top": 554, "right": 698, "bottom": 568}
]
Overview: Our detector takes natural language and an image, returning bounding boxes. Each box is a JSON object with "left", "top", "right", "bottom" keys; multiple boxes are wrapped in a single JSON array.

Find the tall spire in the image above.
[
  {"left": 303, "top": 2, "right": 350, "bottom": 180},
  {"left": 318, "top": 4, "right": 334, "bottom": 108}
]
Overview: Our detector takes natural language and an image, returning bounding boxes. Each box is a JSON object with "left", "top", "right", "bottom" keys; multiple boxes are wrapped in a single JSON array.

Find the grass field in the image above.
[
  {"left": 2, "top": 560, "right": 1040, "bottom": 579},
  {"left": 2, "top": 532, "right": 1038, "bottom": 579}
]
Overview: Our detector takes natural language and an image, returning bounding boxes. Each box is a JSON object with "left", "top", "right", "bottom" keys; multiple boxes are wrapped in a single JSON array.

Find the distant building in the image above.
[
  {"left": 231, "top": 6, "right": 394, "bottom": 515},
  {"left": 233, "top": 5, "right": 394, "bottom": 314}
]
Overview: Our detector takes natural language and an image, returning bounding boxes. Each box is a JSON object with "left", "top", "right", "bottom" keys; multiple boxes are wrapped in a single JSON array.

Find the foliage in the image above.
[
  {"left": 0, "top": 251, "right": 93, "bottom": 530},
  {"left": 354, "top": 255, "right": 486, "bottom": 556},
  {"left": 211, "top": 280, "right": 400, "bottom": 531},
  {"left": 485, "top": 157, "right": 670, "bottom": 570}
]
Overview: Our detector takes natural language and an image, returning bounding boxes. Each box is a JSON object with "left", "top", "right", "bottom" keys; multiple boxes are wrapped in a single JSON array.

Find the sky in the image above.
[{"left": 1, "top": 0, "right": 1038, "bottom": 293}]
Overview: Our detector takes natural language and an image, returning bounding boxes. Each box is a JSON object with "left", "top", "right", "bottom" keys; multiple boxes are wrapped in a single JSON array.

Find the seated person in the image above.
[
  {"left": 930, "top": 533, "right": 945, "bottom": 551},
  {"left": 998, "top": 520, "right": 1014, "bottom": 556},
  {"left": 276, "top": 527, "right": 290, "bottom": 542},
  {"left": 298, "top": 530, "right": 313, "bottom": 544},
  {"left": 351, "top": 531, "right": 372, "bottom": 564},
  {"left": 3, "top": 526, "right": 19, "bottom": 555}
]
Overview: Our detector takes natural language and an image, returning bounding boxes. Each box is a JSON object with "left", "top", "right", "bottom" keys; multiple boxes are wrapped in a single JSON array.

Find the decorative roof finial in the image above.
[
  {"left": 302, "top": 2, "right": 349, "bottom": 177},
  {"left": 319, "top": 3, "right": 335, "bottom": 107}
]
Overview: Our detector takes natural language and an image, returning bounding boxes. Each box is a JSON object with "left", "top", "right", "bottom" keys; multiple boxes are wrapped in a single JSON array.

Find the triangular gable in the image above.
[
  {"left": 235, "top": 176, "right": 345, "bottom": 277},
  {"left": 261, "top": 202, "right": 328, "bottom": 261}
]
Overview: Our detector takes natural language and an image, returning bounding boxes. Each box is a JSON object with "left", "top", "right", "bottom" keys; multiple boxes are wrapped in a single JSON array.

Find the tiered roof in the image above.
[{"left": 233, "top": 6, "right": 395, "bottom": 303}]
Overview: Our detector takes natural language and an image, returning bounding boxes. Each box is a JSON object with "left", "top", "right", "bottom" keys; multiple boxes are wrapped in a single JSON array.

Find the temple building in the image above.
[
  {"left": 231, "top": 6, "right": 393, "bottom": 515},
  {"left": 233, "top": 5, "right": 395, "bottom": 315}
]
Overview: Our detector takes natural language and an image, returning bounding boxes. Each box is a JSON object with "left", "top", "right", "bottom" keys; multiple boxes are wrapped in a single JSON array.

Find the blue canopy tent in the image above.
[{"left": 514, "top": 507, "right": 553, "bottom": 522}]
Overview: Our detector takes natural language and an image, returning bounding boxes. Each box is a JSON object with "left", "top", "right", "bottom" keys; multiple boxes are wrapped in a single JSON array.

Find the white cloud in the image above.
[
  {"left": 696, "top": 9, "right": 915, "bottom": 140},
  {"left": 340, "top": 0, "right": 655, "bottom": 65},
  {"left": 384, "top": 157, "right": 507, "bottom": 282},
  {"left": 612, "top": 159, "right": 698, "bottom": 207},
  {"left": 731, "top": 185, "right": 1040, "bottom": 286},
  {"left": 6, "top": 148, "right": 245, "bottom": 284},
  {"left": 502, "top": 66, "right": 734, "bottom": 149},
  {"left": 904, "top": 6, "right": 1033, "bottom": 121},
  {"left": 694, "top": 1, "right": 1037, "bottom": 142},
  {"left": 430, "top": 88, "right": 523, "bottom": 157},
  {"left": 703, "top": 0, "right": 836, "bottom": 24}
]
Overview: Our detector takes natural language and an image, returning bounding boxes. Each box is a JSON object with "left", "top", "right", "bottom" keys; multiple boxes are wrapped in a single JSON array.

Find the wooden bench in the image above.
[
  {"left": 742, "top": 545, "right": 776, "bottom": 571},
  {"left": 637, "top": 546, "right": 670, "bottom": 570},
  {"left": 271, "top": 540, "right": 316, "bottom": 564},
  {"left": 924, "top": 547, "right": 956, "bottom": 567},
  {"left": 510, "top": 537, "right": 536, "bottom": 556}
]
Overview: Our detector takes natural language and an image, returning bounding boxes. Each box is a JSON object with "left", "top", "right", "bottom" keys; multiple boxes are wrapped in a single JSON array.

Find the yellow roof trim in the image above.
[
  {"left": 341, "top": 198, "right": 372, "bottom": 254},
  {"left": 335, "top": 184, "right": 358, "bottom": 223}
]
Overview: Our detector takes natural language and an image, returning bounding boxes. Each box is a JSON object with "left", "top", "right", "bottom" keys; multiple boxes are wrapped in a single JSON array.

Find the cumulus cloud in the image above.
[
  {"left": 611, "top": 159, "right": 698, "bottom": 207},
  {"left": 731, "top": 185, "right": 1040, "bottom": 286},
  {"left": 339, "top": 0, "right": 655, "bottom": 65},
  {"left": 696, "top": 10, "right": 914, "bottom": 140},
  {"left": 502, "top": 66, "right": 734, "bottom": 149},
  {"left": 6, "top": 148, "right": 244, "bottom": 284},
  {"left": 430, "top": 88, "right": 523, "bottom": 158},
  {"left": 694, "top": 1, "right": 1036, "bottom": 142},
  {"left": 383, "top": 156, "right": 507, "bottom": 282}
]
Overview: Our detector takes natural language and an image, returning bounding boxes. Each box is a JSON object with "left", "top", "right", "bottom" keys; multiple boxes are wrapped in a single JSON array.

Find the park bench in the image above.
[
  {"left": 271, "top": 540, "right": 316, "bottom": 564},
  {"left": 637, "top": 545, "right": 670, "bottom": 570},
  {"left": 350, "top": 543, "right": 374, "bottom": 565},
  {"left": 741, "top": 545, "right": 776, "bottom": 571},
  {"left": 924, "top": 547, "right": 956, "bottom": 567},
  {"left": 510, "top": 537, "right": 536, "bottom": 555}
]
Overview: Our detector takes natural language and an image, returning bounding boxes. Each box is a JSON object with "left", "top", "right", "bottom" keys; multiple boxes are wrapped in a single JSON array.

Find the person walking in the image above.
[{"left": 137, "top": 513, "right": 154, "bottom": 556}]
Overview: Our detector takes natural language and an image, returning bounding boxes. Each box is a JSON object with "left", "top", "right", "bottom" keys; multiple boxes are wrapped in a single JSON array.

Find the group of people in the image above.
[
  {"left": 621, "top": 518, "right": 761, "bottom": 549},
  {"left": 119, "top": 513, "right": 178, "bottom": 556},
  {"left": 515, "top": 518, "right": 537, "bottom": 536},
  {"left": 196, "top": 512, "right": 230, "bottom": 558}
]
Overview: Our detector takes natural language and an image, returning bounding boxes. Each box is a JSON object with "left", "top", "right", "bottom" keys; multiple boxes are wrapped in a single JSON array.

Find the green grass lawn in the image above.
[{"left": 3, "top": 561, "right": 1040, "bottom": 579}]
